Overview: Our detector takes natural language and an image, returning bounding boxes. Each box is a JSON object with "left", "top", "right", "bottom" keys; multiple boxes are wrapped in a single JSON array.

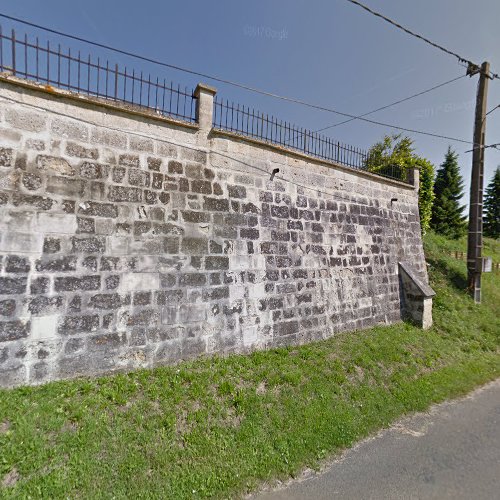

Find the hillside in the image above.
[{"left": 1, "top": 231, "right": 499, "bottom": 498}]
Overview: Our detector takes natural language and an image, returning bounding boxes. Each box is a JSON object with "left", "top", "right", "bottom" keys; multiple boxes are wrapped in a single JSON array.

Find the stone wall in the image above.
[{"left": 0, "top": 77, "right": 430, "bottom": 387}]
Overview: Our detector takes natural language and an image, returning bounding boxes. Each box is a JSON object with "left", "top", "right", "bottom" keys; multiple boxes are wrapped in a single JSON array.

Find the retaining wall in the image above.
[{"left": 0, "top": 77, "right": 430, "bottom": 387}]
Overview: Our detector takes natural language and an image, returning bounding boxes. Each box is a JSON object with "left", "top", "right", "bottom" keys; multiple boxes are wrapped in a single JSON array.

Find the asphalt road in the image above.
[{"left": 253, "top": 379, "right": 500, "bottom": 500}]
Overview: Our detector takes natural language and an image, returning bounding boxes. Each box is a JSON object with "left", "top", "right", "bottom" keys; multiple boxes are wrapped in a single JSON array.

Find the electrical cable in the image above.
[
  {"left": 344, "top": 0, "right": 499, "bottom": 80},
  {"left": 0, "top": 12, "right": 475, "bottom": 145},
  {"left": 314, "top": 74, "right": 467, "bottom": 132},
  {"left": 486, "top": 104, "right": 500, "bottom": 117}
]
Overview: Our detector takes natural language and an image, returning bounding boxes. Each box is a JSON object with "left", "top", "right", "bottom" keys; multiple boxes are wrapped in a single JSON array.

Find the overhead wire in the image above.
[
  {"left": 314, "top": 74, "right": 468, "bottom": 133},
  {"left": 0, "top": 12, "right": 477, "bottom": 146},
  {"left": 344, "top": 0, "right": 500, "bottom": 80}
]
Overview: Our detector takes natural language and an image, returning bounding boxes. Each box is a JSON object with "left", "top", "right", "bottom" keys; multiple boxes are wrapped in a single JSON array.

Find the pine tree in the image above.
[
  {"left": 483, "top": 167, "right": 500, "bottom": 239},
  {"left": 431, "top": 146, "right": 466, "bottom": 239}
]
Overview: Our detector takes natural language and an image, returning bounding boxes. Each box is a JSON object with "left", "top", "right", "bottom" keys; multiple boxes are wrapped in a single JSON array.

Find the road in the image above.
[{"left": 253, "top": 379, "right": 500, "bottom": 500}]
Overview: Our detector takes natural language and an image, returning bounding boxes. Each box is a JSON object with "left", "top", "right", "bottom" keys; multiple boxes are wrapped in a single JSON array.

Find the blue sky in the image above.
[{"left": 2, "top": 0, "right": 500, "bottom": 203}]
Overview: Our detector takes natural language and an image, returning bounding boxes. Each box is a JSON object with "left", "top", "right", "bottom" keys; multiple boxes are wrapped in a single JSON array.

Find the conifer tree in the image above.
[
  {"left": 431, "top": 147, "right": 466, "bottom": 239},
  {"left": 483, "top": 167, "right": 500, "bottom": 239}
]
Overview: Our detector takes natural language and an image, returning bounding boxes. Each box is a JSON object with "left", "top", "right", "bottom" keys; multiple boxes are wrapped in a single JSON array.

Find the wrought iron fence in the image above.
[
  {"left": 213, "top": 98, "right": 410, "bottom": 183},
  {"left": 0, "top": 26, "right": 197, "bottom": 123},
  {"left": 0, "top": 23, "right": 411, "bottom": 184}
]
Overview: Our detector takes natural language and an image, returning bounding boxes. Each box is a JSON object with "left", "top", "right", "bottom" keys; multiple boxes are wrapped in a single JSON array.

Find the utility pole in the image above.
[{"left": 467, "top": 61, "right": 490, "bottom": 304}]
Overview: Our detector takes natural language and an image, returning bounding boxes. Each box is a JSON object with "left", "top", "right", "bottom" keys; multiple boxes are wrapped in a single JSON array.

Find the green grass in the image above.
[
  {"left": 1, "top": 231, "right": 499, "bottom": 499},
  {"left": 428, "top": 230, "right": 500, "bottom": 262}
]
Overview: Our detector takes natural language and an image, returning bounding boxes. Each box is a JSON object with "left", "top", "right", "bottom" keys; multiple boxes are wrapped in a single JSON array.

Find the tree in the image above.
[
  {"left": 483, "top": 167, "right": 500, "bottom": 239},
  {"left": 430, "top": 146, "right": 466, "bottom": 239},
  {"left": 365, "top": 134, "right": 435, "bottom": 233}
]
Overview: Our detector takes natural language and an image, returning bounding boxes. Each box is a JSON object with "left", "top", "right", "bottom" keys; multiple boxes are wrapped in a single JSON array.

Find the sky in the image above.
[{"left": 1, "top": 0, "right": 500, "bottom": 205}]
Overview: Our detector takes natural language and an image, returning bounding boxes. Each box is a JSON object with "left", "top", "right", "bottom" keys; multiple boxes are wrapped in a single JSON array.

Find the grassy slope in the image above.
[{"left": 0, "top": 232, "right": 499, "bottom": 499}]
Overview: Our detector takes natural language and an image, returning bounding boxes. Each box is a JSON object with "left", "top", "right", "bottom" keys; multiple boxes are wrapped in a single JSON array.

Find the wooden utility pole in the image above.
[{"left": 467, "top": 61, "right": 490, "bottom": 303}]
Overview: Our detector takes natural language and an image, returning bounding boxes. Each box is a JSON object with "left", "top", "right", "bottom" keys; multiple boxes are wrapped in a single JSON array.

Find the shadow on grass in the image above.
[{"left": 428, "top": 257, "right": 468, "bottom": 291}]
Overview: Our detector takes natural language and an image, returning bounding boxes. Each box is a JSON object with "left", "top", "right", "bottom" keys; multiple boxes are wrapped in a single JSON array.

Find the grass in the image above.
[
  {"left": 428, "top": 230, "right": 500, "bottom": 262},
  {"left": 1, "top": 231, "right": 499, "bottom": 499}
]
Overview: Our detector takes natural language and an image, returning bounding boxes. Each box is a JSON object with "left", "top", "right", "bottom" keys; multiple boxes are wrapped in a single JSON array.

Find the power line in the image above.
[
  {"left": 344, "top": 0, "right": 499, "bottom": 80},
  {"left": 486, "top": 104, "right": 500, "bottom": 117},
  {"left": 315, "top": 74, "right": 467, "bottom": 133},
  {"left": 465, "top": 142, "right": 500, "bottom": 153},
  {"left": 0, "top": 12, "right": 475, "bottom": 145}
]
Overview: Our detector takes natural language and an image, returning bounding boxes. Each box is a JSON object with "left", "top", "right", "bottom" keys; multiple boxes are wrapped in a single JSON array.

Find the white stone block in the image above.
[
  {"left": 120, "top": 272, "right": 159, "bottom": 292},
  {"left": 37, "top": 213, "right": 77, "bottom": 234},
  {"left": 242, "top": 326, "right": 259, "bottom": 347},
  {"left": 108, "top": 236, "right": 129, "bottom": 255},
  {"left": 0, "top": 232, "right": 43, "bottom": 253},
  {"left": 31, "top": 315, "right": 59, "bottom": 340},
  {"left": 230, "top": 286, "right": 246, "bottom": 301}
]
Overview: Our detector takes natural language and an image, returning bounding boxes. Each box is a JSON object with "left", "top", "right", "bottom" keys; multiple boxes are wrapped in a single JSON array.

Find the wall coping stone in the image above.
[
  {"left": 210, "top": 128, "right": 417, "bottom": 191},
  {"left": 0, "top": 73, "right": 200, "bottom": 131},
  {"left": 399, "top": 262, "right": 436, "bottom": 298},
  {"left": 194, "top": 83, "right": 217, "bottom": 97},
  {"left": 1, "top": 73, "right": 416, "bottom": 191}
]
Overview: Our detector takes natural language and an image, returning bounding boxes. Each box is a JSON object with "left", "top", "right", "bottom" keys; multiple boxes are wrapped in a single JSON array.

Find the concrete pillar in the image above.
[
  {"left": 408, "top": 166, "right": 420, "bottom": 191},
  {"left": 194, "top": 83, "right": 217, "bottom": 133}
]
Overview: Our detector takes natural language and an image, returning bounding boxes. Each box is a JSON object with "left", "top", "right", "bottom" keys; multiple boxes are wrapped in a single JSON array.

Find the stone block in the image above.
[
  {"left": 202, "top": 286, "right": 229, "bottom": 301},
  {"left": 78, "top": 201, "right": 118, "bottom": 218},
  {"left": 36, "top": 256, "right": 77, "bottom": 272},
  {"left": 228, "top": 185, "right": 246, "bottom": 199},
  {"left": 154, "top": 339, "right": 182, "bottom": 363},
  {"left": 128, "top": 169, "right": 150, "bottom": 187},
  {"left": 71, "top": 236, "right": 106, "bottom": 253},
  {"left": 77, "top": 217, "right": 96, "bottom": 233},
  {"left": 191, "top": 179, "right": 212, "bottom": 194},
  {"left": 31, "top": 315, "right": 59, "bottom": 340},
  {"left": 0, "top": 129, "right": 22, "bottom": 144},
  {"left": 147, "top": 157, "right": 162, "bottom": 171},
  {"left": 66, "top": 142, "right": 99, "bottom": 159},
  {"left": 80, "top": 162, "right": 108, "bottom": 179},
  {"left": 0, "top": 320, "right": 29, "bottom": 341},
  {"left": 205, "top": 256, "right": 229, "bottom": 270},
  {"left": 168, "top": 160, "right": 183, "bottom": 174},
  {"left": 12, "top": 193, "right": 55, "bottom": 210},
  {"left": 91, "top": 129, "right": 127, "bottom": 148},
  {"left": 51, "top": 118, "right": 89, "bottom": 140},
  {"left": 130, "top": 137, "right": 154, "bottom": 152},
  {"left": 46, "top": 176, "right": 85, "bottom": 198},
  {"left": 30, "top": 277, "right": 50, "bottom": 295},
  {"left": 0, "top": 147, "right": 14, "bottom": 167},
  {"left": 0, "top": 299, "right": 16, "bottom": 317},
  {"left": 21, "top": 172, "right": 43, "bottom": 191},
  {"left": 108, "top": 186, "right": 142, "bottom": 202},
  {"left": 118, "top": 154, "right": 140, "bottom": 167},
  {"left": 37, "top": 213, "right": 78, "bottom": 234},
  {"left": 0, "top": 232, "right": 43, "bottom": 253},
  {"left": 0, "top": 365, "right": 26, "bottom": 386},
  {"left": 6, "top": 108, "right": 46, "bottom": 132},
  {"left": 180, "top": 148, "right": 207, "bottom": 164},
  {"left": 54, "top": 275, "right": 101, "bottom": 292},
  {"left": 182, "top": 237, "right": 208, "bottom": 255},
  {"left": 120, "top": 273, "right": 160, "bottom": 292},
  {"left": 89, "top": 293, "right": 124, "bottom": 310},
  {"left": 37, "top": 155, "right": 76, "bottom": 175},
  {"left": 203, "top": 197, "right": 229, "bottom": 212},
  {"left": 178, "top": 273, "right": 207, "bottom": 287}
]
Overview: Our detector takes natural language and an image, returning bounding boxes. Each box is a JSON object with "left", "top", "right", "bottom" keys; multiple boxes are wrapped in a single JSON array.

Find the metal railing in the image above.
[
  {"left": 213, "top": 98, "right": 410, "bottom": 183},
  {"left": 0, "top": 23, "right": 411, "bottom": 184},
  {"left": 213, "top": 98, "right": 368, "bottom": 169},
  {"left": 0, "top": 26, "right": 197, "bottom": 123}
]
